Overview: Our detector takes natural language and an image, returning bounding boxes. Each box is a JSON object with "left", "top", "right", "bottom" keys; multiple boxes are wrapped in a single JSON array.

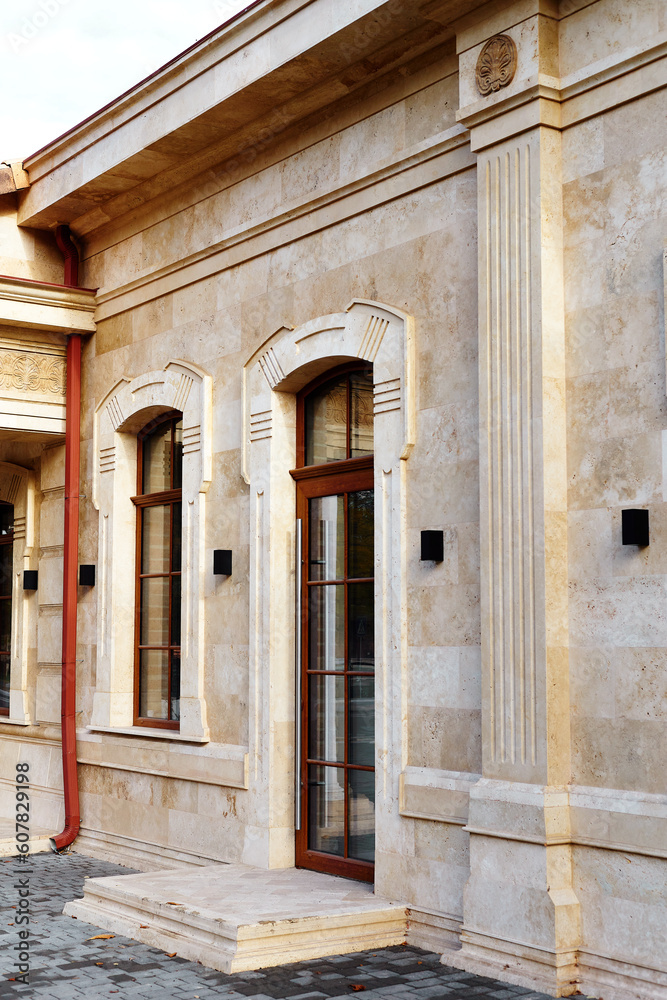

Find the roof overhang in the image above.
[{"left": 17, "top": 0, "right": 481, "bottom": 237}]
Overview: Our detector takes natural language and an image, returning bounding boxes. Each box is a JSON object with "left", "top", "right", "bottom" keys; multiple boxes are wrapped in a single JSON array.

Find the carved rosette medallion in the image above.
[{"left": 476, "top": 34, "right": 518, "bottom": 96}]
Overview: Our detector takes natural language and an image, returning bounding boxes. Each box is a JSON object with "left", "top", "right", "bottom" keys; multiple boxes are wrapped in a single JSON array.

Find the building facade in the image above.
[{"left": 0, "top": 0, "right": 666, "bottom": 997}]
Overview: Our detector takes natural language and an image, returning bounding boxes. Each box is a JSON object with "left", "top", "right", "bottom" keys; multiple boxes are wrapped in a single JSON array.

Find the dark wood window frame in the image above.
[
  {"left": 132, "top": 411, "right": 182, "bottom": 730},
  {"left": 292, "top": 362, "right": 375, "bottom": 882},
  {"left": 294, "top": 362, "right": 373, "bottom": 471}
]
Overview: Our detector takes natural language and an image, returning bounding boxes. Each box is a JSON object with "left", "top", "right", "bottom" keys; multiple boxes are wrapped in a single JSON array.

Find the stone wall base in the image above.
[
  {"left": 577, "top": 950, "right": 667, "bottom": 1000},
  {"left": 444, "top": 930, "right": 579, "bottom": 998},
  {"left": 406, "top": 908, "right": 462, "bottom": 956},
  {"left": 73, "top": 827, "right": 216, "bottom": 871}
]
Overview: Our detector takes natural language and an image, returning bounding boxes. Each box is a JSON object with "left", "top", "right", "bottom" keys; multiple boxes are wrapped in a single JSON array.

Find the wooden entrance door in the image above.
[{"left": 292, "top": 366, "right": 375, "bottom": 882}]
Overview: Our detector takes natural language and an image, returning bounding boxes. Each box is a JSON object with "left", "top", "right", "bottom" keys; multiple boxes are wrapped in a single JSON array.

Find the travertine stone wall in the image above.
[
  {"left": 82, "top": 46, "right": 460, "bottom": 293},
  {"left": 68, "top": 39, "right": 482, "bottom": 899},
  {"left": 0, "top": 198, "right": 61, "bottom": 284},
  {"left": 447, "top": 0, "right": 667, "bottom": 995},
  {"left": 564, "top": 85, "right": 667, "bottom": 797},
  {"left": 2, "top": 0, "right": 666, "bottom": 994}
]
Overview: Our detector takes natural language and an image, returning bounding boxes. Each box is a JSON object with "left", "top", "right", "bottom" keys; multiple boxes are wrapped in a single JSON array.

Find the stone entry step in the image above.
[{"left": 63, "top": 862, "right": 408, "bottom": 973}]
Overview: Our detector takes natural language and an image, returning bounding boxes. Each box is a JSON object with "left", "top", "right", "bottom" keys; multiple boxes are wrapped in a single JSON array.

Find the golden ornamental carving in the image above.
[
  {"left": 0, "top": 352, "right": 66, "bottom": 395},
  {"left": 351, "top": 385, "right": 372, "bottom": 430},
  {"left": 325, "top": 383, "right": 348, "bottom": 426},
  {"left": 476, "top": 34, "right": 518, "bottom": 96}
]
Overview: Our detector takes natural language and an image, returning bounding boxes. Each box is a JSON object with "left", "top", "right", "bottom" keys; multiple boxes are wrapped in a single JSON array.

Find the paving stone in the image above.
[
  {"left": 0, "top": 854, "right": 555, "bottom": 1000},
  {"left": 370, "top": 986, "right": 414, "bottom": 995}
]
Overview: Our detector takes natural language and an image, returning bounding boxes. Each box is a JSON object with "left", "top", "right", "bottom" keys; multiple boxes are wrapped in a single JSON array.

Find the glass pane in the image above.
[
  {"left": 305, "top": 376, "right": 347, "bottom": 466},
  {"left": 350, "top": 370, "right": 374, "bottom": 458},
  {"left": 0, "top": 543, "right": 12, "bottom": 597},
  {"left": 348, "top": 769, "right": 375, "bottom": 862},
  {"left": 308, "top": 764, "right": 345, "bottom": 857},
  {"left": 309, "top": 495, "right": 344, "bottom": 581},
  {"left": 139, "top": 648, "right": 169, "bottom": 719},
  {"left": 349, "top": 675, "right": 374, "bottom": 766},
  {"left": 0, "top": 653, "right": 9, "bottom": 712},
  {"left": 170, "top": 651, "right": 181, "bottom": 721},
  {"left": 309, "top": 674, "right": 344, "bottom": 763},
  {"left": 0, "top": 504, "right": 13, "bottom": 535},
  {"left": 348, "top": 490, "right": 374, "bottom": 579},
  {"left": 141, "top": 505, "right": 170, "bottom": 574},
  {"left": 171, "top": 502, "right": 182, "bottom": 572},
  {"left": 171, "top": 575, "right": 181, "bottom": 647},
  {"left": 142, "top": 421, "right": 172, "bottom": 493},
  {"left": 0, "top": 600, "right": 11, "bottom": 652},
  {"left": 140, "top": 577, "right": 169, "bottom": 646},
  {"left": 173, "top": 420, "right": 183, "bottom": 490},
  {"left": 348, "top": 582, "right": 374, "bottom": 672},
  {"left": 308, "top": 585, "right": 345, "bottom": 672}
]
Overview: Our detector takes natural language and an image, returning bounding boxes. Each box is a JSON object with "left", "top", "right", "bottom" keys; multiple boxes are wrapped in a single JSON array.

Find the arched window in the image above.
[
  {"left": 293, "top": 363, "right": 375, "bottom": 882},
  {"left": 132, "top": 412, "right": 182, "bottom": 729},
  {"left": 0, "top": 502, "right": 13, "bottom": 716},
  {"left": 297, "top": 367, "right": 374, "bottom": 467}
]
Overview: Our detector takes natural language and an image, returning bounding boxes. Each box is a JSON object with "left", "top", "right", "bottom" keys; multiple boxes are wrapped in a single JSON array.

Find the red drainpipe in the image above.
[
  {"left": 55, "top": 225, "right": 79, "bottom": 286},
  {"left": 50, "top": 225, "right": 82, "bottom": 852}
]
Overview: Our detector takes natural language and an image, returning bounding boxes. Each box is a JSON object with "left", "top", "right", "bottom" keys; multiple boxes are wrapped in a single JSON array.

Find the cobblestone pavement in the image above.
[{"left": 0, "top": 853, "right": 554, "bottom": 1000}]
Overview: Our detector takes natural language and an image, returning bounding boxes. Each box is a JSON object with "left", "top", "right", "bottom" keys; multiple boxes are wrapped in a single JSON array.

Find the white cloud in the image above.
[{"left": 1, "top": 0, "right": 251, "bottom": 160}]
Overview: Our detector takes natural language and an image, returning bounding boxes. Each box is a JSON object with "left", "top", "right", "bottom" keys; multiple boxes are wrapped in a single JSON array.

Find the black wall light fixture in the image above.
[
  {"left": 420, "top": 530, "right": 444, "bottom": 563},
  {"left": 622, "top": 508, "right": 649, "bottom": 547},
  {"left": 23, "top": 570, "right": 38, "bottom": 591},
  {"left": 213, "top": 549, "right": 233, "bottom": 576},
  {"left": 79, "top": 565, "right": 96, "bottom": 586}
]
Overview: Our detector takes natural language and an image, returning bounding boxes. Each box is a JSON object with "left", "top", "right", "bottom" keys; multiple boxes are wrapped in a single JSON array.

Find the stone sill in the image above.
[
  {"left": 86, "top": 725, "right": 209, "bottom": 743},
  {"left": 79, "top": 729, "right": 248, "bottom": 789}
]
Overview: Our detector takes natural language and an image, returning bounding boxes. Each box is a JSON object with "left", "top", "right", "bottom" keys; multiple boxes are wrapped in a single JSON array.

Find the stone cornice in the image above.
[
  {"left": 457, "top": 79, "right": 561, "bottom": 130},
  {"left": 0, "top": 276, "right": 97, "bottom": 334},
  {"left": 457, "top": 36, "right": 667, "bottom": 148},
  {"left": 94, "top": 124, "right": 473, "bottom": 320},
  {"left": 453, "top": 0, "right": 559, "bottom": 54}
]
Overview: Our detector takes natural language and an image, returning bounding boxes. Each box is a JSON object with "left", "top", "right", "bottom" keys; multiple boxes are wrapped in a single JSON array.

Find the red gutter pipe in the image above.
[
  {"left": 55, "top": 225, "right": 79, "bottom": 286},
  {"left": 50, "top": 224, "right": 82, "bottom": 852}
]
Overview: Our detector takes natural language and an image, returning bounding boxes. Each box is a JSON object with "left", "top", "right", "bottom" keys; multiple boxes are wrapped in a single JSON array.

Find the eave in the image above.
[{"left": 17, "top": 0, "right": 482, "bottom": 237}]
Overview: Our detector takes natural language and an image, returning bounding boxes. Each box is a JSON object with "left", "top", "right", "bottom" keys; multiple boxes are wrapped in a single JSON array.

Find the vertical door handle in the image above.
[{"left": 295, "top": 518, "right": 303, "bottom": 831}]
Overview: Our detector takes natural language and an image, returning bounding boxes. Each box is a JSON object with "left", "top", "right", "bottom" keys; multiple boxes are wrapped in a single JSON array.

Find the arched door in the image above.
[{"left": 292, "top": 365, "right": 375, "bottom": 882}]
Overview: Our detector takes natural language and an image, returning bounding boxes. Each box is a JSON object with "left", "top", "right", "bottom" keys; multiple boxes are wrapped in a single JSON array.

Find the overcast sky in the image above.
[{"left": 1, "top": 0, "right": 252, "bottom": 162}]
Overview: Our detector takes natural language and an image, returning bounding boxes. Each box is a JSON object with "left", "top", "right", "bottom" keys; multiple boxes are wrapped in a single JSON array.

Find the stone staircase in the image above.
[{"left": 63, "top": 862, "right": 408, "bottom": 973}]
